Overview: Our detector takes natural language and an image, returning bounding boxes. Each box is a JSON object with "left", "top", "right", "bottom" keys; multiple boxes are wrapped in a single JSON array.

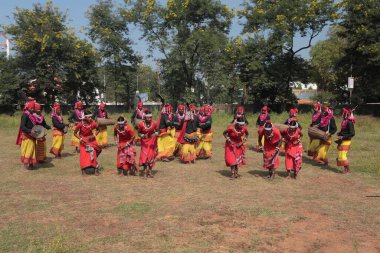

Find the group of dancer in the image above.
[{"left": 17, "top": 100, "right": 356, "bottom": 179}]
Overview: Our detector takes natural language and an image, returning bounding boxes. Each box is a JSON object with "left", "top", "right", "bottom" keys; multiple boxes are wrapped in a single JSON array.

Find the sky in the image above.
[{"left": 0, "top": 0, "right": 329, "bottom": 67}]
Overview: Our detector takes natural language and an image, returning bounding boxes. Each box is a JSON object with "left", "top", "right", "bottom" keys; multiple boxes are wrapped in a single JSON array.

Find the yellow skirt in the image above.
[
  {"left": 96, "top": 127, "right": 108, "bottom": 146},
  {"left": 71, "top": 125, "right": 80, "bottom": 147},
  {"left": 308, "top": 138, "right": 320, "bottom": 157},
  {"left": 337, "top": 140, "right": 351, "bottom": 167},
  {"left": 181, "top": 143, "right": 196, "bottom": 162},
  {"left": 50, "top": 130, "right": 64, "bottom": 156},
  {"left": 21, "top": 137, "right": 36, "bottom": 165},
  {"left": 196, "top": 132, "right": 213, "bottom": 158},
  {"left": 157, "top": 128, "right": 176, "bottom": 159},
  {"left": 313, "top": 137, "right": 332, "bottom": 164},
  {"left": 36, "top": 138, "right": 46, "bottom": 162}
]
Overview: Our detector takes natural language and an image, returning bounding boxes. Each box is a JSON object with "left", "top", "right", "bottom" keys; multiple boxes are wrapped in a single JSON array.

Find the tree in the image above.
[
  {"left": 240, "top": 0, "right": 338, "bottom": 94},
  {"left": 87, "top": 0, "right": 141, "bottom": 109},
  {"left": 3, "top": 1, "right": 100, "bottom": 105},
  {"left": 336, "top": 0, "right": 380, "bottom": 103},
  {"left": 129, "top": 0, "right": 233, "bottom": 105},
  {"left": 310, "top": 26, "right": 347, "bottom": 92}
]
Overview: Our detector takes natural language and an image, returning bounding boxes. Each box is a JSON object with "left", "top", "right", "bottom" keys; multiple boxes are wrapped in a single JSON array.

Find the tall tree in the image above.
[
  {"left": 240, "top": 0, "right": 338, "bottom": 93},
  {"left": 129, "top": 0, "right": 233, "bottom": 104},
  {"left": 4, "top": 1, "right": 100, "bottom": 105},
  {"left": 87, "top": 0, "right": 140, "bottom": 109}
]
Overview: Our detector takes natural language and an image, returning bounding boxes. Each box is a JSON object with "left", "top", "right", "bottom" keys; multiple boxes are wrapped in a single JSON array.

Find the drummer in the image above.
[
  {"left": 313, "top": 106, "right": 337, "bottom": 165},
  {"left": 50, "top": 103, "right": 67, "bottom": 158},
  {"left": 178, "top": 104, "right": 199, "bottom": 164},
  {"left": 307, "top": 102, "right": 323, "bottom": 157},
  {"left": 173, "top": 104, "right": 186, "bottom": 156},
  {"left": 94, "top": 103, "right": 110, "bottom": 148},
  {"left": 74, "top": 110, "right": 102, "bottom": 176},
  {"left": 19, "top": 101, "right": 37, "bottom": 171},
  {"left": 68, "top": 101, "right": 85, "bottom": 153},
  {"left": 33, "top": 102, "right": 51, "bottom": 163},
  {"left": 131, "top": 101, "right": 145, "bottom": 144}
]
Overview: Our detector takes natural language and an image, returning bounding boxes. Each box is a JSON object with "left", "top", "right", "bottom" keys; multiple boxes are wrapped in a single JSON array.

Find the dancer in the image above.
[
  {"left": 34, "top": 103, "right": 51, "bottom": 163},
  {"left": 282, "top": 120, "right": 303, "bottom": 179},
  {"left": 137, "top": 109, "right": 158, "bottom": 178},
  {"left": 178, "top": 104, "right": 199, "bottom": 164},
  {"left": 284, "top": 108, "right": 302, "bottom": 129},
  {"left": 68, "top": 101, "right": 84, "bottom": 153},
  {"left": 173, "top": 104, "right": 186, "bottom": 156},
  {"left": 223, "top": 117, "right": 249, "bottom": 179},
  {"left": 307, "top": 102, "right": 322, "bottom": 157},
  {"left": 196, "top": 106, "right": 213, "bottom": 159},
  {"left": 114, "top": 115, "right": 137, "bottom": 176},
  {"left": 255, "top": 106, "right": 270, "bottom": 150},
  {"left": 313, "top": 106, "right": 337, "bottom": 165},
  {"left": 258, "top": 121, "right": 282, "bottom": 180},
  {"left": 336, "top": 107, "right": 356, "bottom": 174},
  {"left": 74, "top": 111, "right": 102, "bottom": 176},
  {"left": 19, "top": 101, "right": 37, "bottom": 171},
  {"left": 50, "top": 103, "right": 67, "bottom": 158},
  {"left": 94, "top": 103, "right": 109, "bottom": 148},
  {"left": 157, "top": 104, "right": 176, "bottom": 161},
  {"left": 231, "top": 106, "right": 249, "bottom": 125}
]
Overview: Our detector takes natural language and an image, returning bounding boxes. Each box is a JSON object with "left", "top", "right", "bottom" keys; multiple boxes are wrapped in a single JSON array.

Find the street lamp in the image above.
[{"left": 348, "top": 77, "right": 354, "bottom": 104}]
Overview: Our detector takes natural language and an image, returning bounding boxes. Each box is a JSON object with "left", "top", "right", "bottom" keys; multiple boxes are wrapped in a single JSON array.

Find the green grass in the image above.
[{"left": 0, "top": 112, "right": 380, "bottom": 252}]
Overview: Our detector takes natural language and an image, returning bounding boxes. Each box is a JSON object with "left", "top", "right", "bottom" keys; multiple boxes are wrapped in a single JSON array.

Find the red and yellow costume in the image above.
[
  {"left": 256, "top": 106, "right": 270, "bottom": 150},
  {"left": 196, "top": 106, "right": 213, "bottom": 159},
  {"left": 76, "top": 120, "right": 101, "bottom": 170},
  {"left": 258, "top": 126, "right": 282, "bottom": 170},
  {"left": 282, "top": 126, "right": 303, "bottom": 176},
  {"left": 69, "top": 101, "right": 84, "bottom": 148},
  {"left": 308, "top": 102, "right": 322, "bottom": 157},
  {"left": 336, "top": 108, "right": 355, "bottom": 170},
  {"left": 19, "top": 101, "right": 37, "bottom": 167},
  {"left": 138, "top": 120, "right": 158, "bottom": 168},
  {"left": 33, "top": 103, "right": 51, "bottom": 163},
  {"left": 50, "top": 104, "right": 66, "bottom": 157},
  {"left": 224, "top": 125, "right": 248, "bottom": 168},
  {"left": 95, "top": 103, "right": 109, "bottom": 147},
  {"left": 114, "top": 124, "right": 136, "bottom": 171},
  {"left": 178, "top": 105, "right": 199, "bottom": 163},
  {"left": 173, "top": 104, "right": 185, "bottom": 156},
  {"left": 156, "top": 104, "right": 176, "bottom": 160}
]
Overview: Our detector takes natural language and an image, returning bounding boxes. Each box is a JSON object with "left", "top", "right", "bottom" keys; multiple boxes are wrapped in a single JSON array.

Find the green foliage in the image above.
[
  {"left": 87, "top": 0, "right": 141, "bottom": 108},
  {"left": 3, "top": 1, "right": 100, "bottom": 105}
]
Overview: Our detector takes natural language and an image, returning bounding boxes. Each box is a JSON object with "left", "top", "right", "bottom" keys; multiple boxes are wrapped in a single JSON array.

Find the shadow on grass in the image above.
[
  {"left": 302, "top": 155, "right": 341, "bottom": 174},
  {"left": 217, "top": 170, "right": 231, "bottom": 178},
  {"left": 35, "top": 157, "right": 54, "bottom": 169},
  {"left": 248, "top": 169, "right": 288, "bottom": 178},
  {"left": 60, "top": 152, "right": 75, "bottom": 158}
]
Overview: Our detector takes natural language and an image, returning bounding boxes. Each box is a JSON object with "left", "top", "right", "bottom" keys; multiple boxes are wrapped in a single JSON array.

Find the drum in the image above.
[
  {"left": 273, "top": 123, "right": 288, "bottom": 132},
  {"left": 308, "top": 126, "right": 329, "bottom": 141},
  {"left": 184, "top": 133, "right": 199, "bottom": 143},
  {"left": 97, "top": 118, "right": 115, "bottom": 126},
  {"left": 31, "top": 125, "right": 46, "bottom": 139}
]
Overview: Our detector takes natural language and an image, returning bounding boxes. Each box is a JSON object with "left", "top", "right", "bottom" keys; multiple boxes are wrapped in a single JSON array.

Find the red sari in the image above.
[
  {"left": 282, "top": 128, "right": 303, "bottom": 173},
  {"left": 258, "top": 127, "right": 281, "bottom": 169},
  {"left": 138, "top": 120, "right": 157, "bottom": 167},
  {"left": 224, "top": 125, "right": 248, "bottom": 167},
  {"left": 115, "top": 125, "right": 136, "bottom": 170},
  {"left": 76, "top": 121, "right": 101, "bottom": 170}
]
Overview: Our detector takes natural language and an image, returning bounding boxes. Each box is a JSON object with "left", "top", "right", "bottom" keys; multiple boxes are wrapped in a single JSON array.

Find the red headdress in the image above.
[
  {"left": 137, "top": 102, "right": 143, "bottom": 107},
  {"left": 24, "top": 101, "right": 35, "bottom": 110},
  {"left": 75, "top": 101, "right": 83, "bottom": 109},
  {"left": 99, "top": 103, "right": 106, "bottom": 110}
]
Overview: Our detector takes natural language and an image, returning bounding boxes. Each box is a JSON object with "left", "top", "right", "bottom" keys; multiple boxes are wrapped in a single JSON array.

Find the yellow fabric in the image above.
[
  {"left": 71, "top": 125, "right": 79, "bottom": 147},
  {"left": 51, "top": 135, "right": 64, "bottom": 155},
  {"left": 96, "top": 128, "right": 108, "bottom": 146},
  {"left": 196, "top": 132, "right": 213, "bottom": 158},
  {"left": 256, "top": 135, "right": 265, "bottom": 148},
  {"left": 181, "top": 143, "right": 196, "bottom": 162},
  {"left": 157, "top": 128, "right": 176, "bottom": 159},
  {"left": 21, "top": 138, "right": 36, "bottom": 164},
  {"left": 337, "top": 140, "right": 351, "bottom": 165},
  {"left": 308, "top": 139, "right": 320, "bottom": 154},
  {"left": 314, "top": 137, "right": 332, "bottom": 162}
]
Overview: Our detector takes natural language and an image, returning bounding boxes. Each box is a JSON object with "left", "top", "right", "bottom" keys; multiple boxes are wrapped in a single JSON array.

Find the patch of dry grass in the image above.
[{"left": 0, "top": 112, "right": 379, "bottom": 252}]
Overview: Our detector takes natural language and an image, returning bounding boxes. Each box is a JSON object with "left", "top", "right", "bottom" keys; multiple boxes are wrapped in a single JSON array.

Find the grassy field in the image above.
[{"left": 0, "top": 112, "right": 379, "bottom": 253}]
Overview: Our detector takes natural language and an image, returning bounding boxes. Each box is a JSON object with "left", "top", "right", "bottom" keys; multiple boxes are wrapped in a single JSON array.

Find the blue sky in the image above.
[{"left": 0, "top": 0, "right": 328, "bottom": 67}]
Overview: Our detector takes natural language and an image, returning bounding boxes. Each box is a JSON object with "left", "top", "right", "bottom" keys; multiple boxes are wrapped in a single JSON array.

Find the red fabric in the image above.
[
  {"left": 115, "top": 125, "right": 136, "bottom": 170},
  {"left": 258, "top": 128, "right": 281, "bottom": 169},
  {"left": 75, "top": 101, "right": 83, "bottom": 109},
  {"left": 138, "top": 120, "right": 157, "bottom": 167},
  {"left": 224, "top": 125, "right": 248, "bottom": 167},
  {"left": 16, "top": 128, "right": 22, "bottom": 145},
  {"left": 282, "top": 128, "right": 303, "bottom": 173},
  {"left": 76, "top": 121, "right": 101, "bottom": 169}
]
